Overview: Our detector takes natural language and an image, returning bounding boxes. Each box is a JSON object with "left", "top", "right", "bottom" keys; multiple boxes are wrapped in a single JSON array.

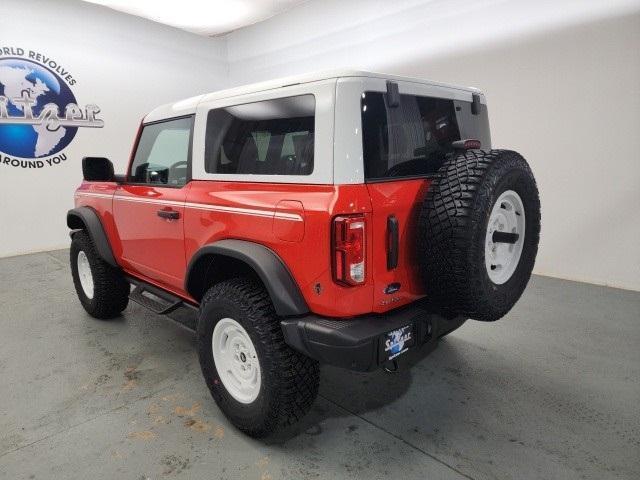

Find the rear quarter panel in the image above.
[{"left": 184, "top": 182, "right": 374, "bottom": 317}]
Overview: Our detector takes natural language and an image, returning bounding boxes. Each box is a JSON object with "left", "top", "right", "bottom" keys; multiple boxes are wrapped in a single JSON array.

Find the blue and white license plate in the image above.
[{"left": 383, "top": 324, "right": 415, "bottom": 361}]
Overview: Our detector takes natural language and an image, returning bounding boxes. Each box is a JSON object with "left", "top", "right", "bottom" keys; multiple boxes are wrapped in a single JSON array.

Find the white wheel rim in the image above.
[
  {"left": 485, "top": 190, "right": 526, "bottom": 285},
  {"left": 77, "top": 251, "right": 94, "bottom": 299},
  {"left": 211, "top": 318, "right": 261, "bottom": 404}
]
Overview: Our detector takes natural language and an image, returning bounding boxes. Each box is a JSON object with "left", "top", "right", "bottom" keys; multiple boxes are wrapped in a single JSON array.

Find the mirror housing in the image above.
[{"left": 82, "top": 157, "right": 115, "bottom": 182}]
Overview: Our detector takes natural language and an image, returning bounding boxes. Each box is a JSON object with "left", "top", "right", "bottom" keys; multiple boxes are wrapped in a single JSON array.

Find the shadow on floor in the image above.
[{"left": 266, "top": 335, "right": 469, "bottom": 444}]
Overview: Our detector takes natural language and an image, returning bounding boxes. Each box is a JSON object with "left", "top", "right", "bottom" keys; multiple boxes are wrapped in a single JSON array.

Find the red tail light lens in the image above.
[{"left": 333, "top": 215, "right": 366, "bottom": 286}]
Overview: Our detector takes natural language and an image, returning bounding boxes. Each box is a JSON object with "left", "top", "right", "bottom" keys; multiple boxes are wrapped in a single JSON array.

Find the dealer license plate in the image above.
[{"left": 382, "top": 324, "right": 415, "bottom": 361}]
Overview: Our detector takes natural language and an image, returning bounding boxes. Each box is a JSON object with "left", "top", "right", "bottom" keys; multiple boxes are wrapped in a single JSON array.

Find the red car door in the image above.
[{"left": 113, "top": 116, "right": 193, "bottom": 291}]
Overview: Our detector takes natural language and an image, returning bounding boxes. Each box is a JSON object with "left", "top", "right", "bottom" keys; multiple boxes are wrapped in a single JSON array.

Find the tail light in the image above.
[{"left": 333, "top": 215, "right": 366, "bottom": 286}]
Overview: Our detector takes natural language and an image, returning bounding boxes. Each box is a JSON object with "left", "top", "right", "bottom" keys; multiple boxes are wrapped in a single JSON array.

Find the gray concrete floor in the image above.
[{"left": 0, "top": 250, "right": 638, "bottom": 480}]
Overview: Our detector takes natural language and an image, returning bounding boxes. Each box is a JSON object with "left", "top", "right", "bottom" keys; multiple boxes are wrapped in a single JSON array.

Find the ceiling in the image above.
[{"left": 81, "top": 0, "right": 308, "bottom": 36}]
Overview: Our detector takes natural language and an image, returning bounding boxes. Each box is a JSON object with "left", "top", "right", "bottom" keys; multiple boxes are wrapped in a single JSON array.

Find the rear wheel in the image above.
[
  {"left": 197, "top": 277, "right": 319, "bottom": 438},
  {"left": 418, "top": 149, "right": 541, "bottom": 321},
  {"left": 70, "top": 231, "right": 129, "bottom": 319},
  {"left": 211, "top": 317, "right": 262, "bottom": 404}
]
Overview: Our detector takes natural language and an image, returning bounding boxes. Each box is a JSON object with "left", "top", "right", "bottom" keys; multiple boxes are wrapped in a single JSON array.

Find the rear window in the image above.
[
  {"left": 205, "top": 95, "right": 315, "bottom": 176},
  {"left": 361, "top": 91, "right": 471, "bottom": 180}
]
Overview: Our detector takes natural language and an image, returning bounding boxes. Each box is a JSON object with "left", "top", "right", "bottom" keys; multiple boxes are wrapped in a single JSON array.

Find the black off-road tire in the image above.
[
  {"left": 197, "top": 277, "right": 320, "bottom": 438},
  {"left": 70, "top": 231, "right": 129, "bottom": 319},
  {"left": 418, "top": 149, "right": 540, "bottom": 321}
]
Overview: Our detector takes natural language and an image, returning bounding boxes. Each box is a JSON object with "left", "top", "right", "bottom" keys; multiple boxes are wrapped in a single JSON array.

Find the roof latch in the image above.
[
  {"left": 471, "top": 93, "right": 481, "bottom": 115},
  {"left": 386, "top": 81, "right": 400, "bottom": 108}
]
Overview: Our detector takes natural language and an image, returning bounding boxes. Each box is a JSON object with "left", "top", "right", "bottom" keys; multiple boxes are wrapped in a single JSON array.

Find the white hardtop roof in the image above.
[{"left": 144, "top": 70, "right": 483, "bottom": 123}]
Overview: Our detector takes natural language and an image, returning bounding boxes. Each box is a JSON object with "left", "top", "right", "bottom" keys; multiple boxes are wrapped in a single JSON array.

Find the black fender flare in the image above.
[
  {"left": 185, "top": 239, "right": 309, "bottom": 317},
  {"left": 67, "top": 207, "right": 118, "bottom": 267}
]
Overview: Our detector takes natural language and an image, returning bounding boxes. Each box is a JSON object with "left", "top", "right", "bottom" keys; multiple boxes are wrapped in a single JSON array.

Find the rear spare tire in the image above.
[{"left": 418, "top": 149, "right": 540, "bottom": 321}]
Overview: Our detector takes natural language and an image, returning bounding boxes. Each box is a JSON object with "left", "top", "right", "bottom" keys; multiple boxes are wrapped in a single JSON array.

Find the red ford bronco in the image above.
[{"left": 68, "top": 70, "right": 540, "bottom": 437}]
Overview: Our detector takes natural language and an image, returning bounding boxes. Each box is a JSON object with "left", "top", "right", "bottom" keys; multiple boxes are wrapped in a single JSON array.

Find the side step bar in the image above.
[{"left": 126, "top": 277, "right": 197, "bottom": 315}]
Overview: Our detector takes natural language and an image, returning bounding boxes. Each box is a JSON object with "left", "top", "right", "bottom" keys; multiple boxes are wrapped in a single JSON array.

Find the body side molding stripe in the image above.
[{"left": 75, "top": 191, "right": 303, "bottom": 221}]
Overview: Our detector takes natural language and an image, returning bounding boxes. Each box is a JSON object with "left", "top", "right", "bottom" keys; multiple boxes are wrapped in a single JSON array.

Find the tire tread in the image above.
[
  {"left": 70, "top": 231, "right": 129, "bottom": 319},
  {"left": 417, "top": 149, "right": 540, "bottom": 321},
  {"left": 198, "top": 277, "right": 319, "bottom": 437}
]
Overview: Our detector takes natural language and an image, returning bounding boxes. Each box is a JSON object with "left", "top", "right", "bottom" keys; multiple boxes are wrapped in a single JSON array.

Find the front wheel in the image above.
[
  {"left": 70, "top": 231, "right": 129, "bottom": 319},
  {"left": 197, "top": 277, "right": 319, "bottom": 438}
]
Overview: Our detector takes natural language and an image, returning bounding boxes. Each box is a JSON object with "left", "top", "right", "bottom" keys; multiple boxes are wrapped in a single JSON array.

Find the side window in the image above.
[
  {"left": 129, "top": 116, "right": 193, "bottom": 186},
  {"left": 205, "top": 95, "right": 315, "bottom": 176},
  {"left": 361, "top": 92, "right": 461, "bottom": 180}
]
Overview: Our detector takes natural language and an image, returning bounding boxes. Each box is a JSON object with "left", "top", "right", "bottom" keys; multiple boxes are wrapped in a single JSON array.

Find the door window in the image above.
[{"left": 130, "top": 116, "right": 193, "bottom": 186}]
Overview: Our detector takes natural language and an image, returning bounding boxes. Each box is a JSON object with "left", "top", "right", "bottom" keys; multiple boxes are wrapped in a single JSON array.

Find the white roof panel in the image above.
[
  {"left": 144, "top": 94, "right": 205, "bottom": 123},
  {"left": 144, "top": 70, "right": 483, "bottom": 122}
]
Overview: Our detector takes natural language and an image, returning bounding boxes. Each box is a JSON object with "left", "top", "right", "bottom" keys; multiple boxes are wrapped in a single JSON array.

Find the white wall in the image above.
[
  {"left": 0, "top": 0, "right": 227, "bottom": 257},
  {"left": 2, "top": 0, "right": 639, "bottom": 292},
  {"left": 225, "top": 0, "right": 640, "bottom": 291}
]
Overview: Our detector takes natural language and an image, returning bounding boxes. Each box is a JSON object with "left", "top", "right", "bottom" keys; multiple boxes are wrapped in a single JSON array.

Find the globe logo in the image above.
[{"left": 0, "top": 58, "right": 96, "bottom": 159}]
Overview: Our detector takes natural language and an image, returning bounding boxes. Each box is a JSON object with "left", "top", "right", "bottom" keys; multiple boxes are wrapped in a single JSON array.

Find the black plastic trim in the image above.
[
  {"left": 185, "top": 239, "right": 309, "bottom": 317},
  {"left": 364, "top": 173, "right": 438, "bottom": 183},
  {"left": 386, "top": 81, "right": 400, "bottom": 108},
  {"left": 126, "top": 275, "right": 198, "bottom": 315},
  {"left": 387, "top": 215, "right": 399, "bottom": 270},
  {"left": 126, "top": 275, "right": 195, "bottom": 305},
  {"left": 471, "top": 93, "right": 481, "bottom": 115},
  {"left": 142, "top": 114, "right": 195, "bottom": 127},
  {"left": 281, "top": 304, "right": 462, "bottom": 371},
  {"left": 67, "top": 207, "right": 118, "bottom": 267},
  {"left": 82, "top": 157, "right": 114, "bottom": 182}
]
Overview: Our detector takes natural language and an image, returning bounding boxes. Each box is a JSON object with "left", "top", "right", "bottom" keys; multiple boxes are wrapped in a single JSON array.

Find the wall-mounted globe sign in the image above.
[{"left": 0, "top": 48, "right": 103, "bottom": 168}]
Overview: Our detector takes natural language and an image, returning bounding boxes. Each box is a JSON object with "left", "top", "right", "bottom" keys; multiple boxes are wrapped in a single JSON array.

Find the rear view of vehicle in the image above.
[
  {"left": 284, "top": 76, "right": 540, "bottom": 373},
  {"left": 67, "top": 71, "right": 540, "bottom": 439},
  {"left": 343, "top": 76, "right": 540, "bottom": 322}
]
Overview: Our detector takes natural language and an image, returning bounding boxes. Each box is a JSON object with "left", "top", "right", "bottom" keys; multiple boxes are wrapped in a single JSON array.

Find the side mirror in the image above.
[{"left": 82, "top": 157, "right": 114, "bottom": 182}]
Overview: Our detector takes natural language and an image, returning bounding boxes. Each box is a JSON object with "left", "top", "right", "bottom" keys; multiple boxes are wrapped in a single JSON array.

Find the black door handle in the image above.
[{"left": 157, "top": 209, "right": 180, "bottom": 220}]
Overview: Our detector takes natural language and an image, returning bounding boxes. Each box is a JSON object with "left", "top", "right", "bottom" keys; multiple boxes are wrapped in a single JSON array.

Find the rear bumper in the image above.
[{"left": 281, "top": 303, "right": 464, "bottom": 371}]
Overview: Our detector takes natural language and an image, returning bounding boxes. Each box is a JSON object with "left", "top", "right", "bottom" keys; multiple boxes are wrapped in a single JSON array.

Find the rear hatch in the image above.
[{"left": 360, "top": 88, "right": 491, "bottom": 312}]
